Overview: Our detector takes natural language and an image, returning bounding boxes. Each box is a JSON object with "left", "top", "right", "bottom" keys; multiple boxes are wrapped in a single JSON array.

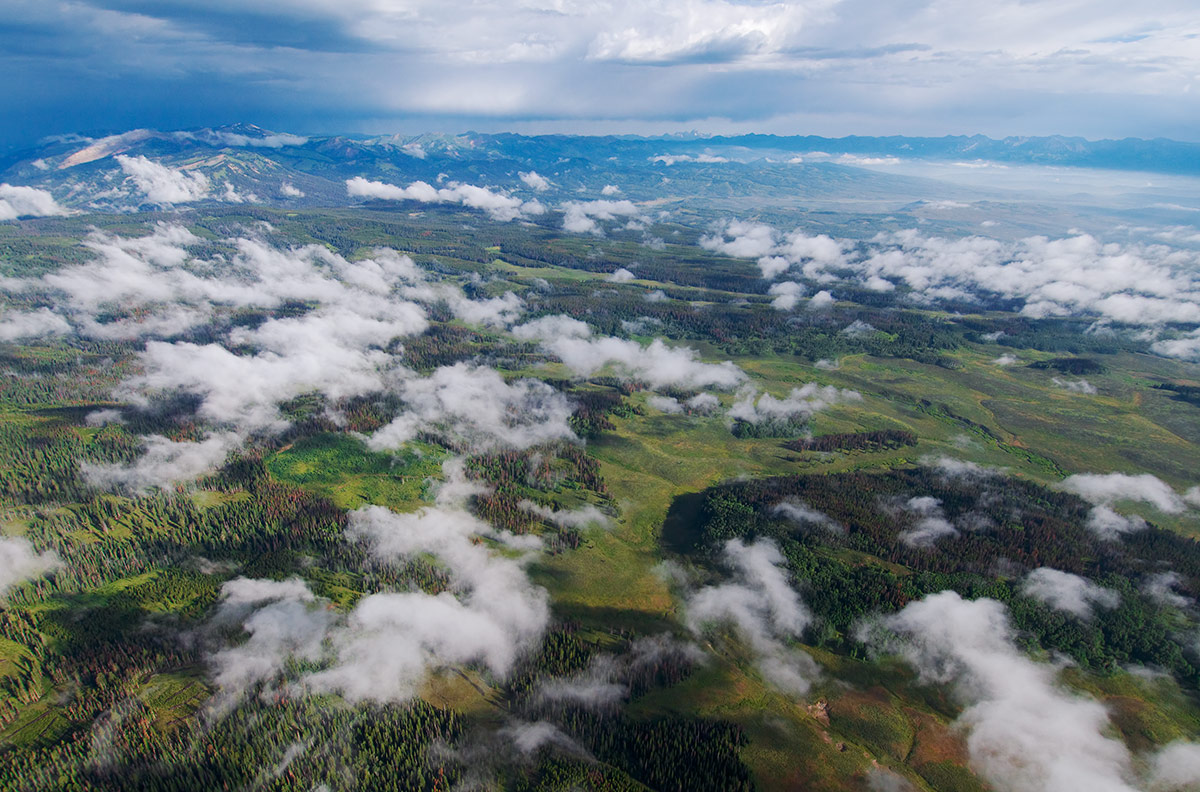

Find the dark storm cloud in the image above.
[{"left": 1, "top": 0, "right": 1198, "bottom": 146}]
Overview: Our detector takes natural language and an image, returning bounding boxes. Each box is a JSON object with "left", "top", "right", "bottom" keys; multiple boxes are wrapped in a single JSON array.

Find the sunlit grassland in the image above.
[{"left": 266, "top": 433, "right": 445, "bottom": 512}]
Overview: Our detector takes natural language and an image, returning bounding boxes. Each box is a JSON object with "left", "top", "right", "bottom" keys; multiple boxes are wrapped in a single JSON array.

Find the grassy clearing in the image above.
[{"left": 267, "top": 433, "right": 446, "bottom": 511}]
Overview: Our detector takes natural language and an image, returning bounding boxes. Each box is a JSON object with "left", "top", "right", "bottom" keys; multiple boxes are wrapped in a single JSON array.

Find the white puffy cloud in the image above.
[
  {"left": 1152, "top": 329, "right": 1200, "bottom": 362},
  {"left": 809, "top": 290, "right": 835, "bottom": 309},
  {"left": 279, "top": 182, "right": 305, "bottom": 198},
  {"left": 346, "top": 177, "right": 543, "bottom": 222},
  {"left": 122, "top": 334, "right": 397, "bottom": 433},
  {"left": 647, "top": 394, "right": 684, "bottom": 414},
  {"left": 210, "top": 577, "right": 331, "bottom": 698},
  {"left": 686, "top": 392, "right": 721, "bottom": 414},
  {"left": 700, "top": 220, "right": 777, "bottom": 260},
  {"left": 308, "top": 501, "right": 549, "bottom": 701},
  {"left": 518, "top": 500, "right": 612, "bottom": 530},
  {"left": 767, "top": 281, "right": 805, "bottom": 310},
  {"left": 533, "top": 634, "right": 701, "bottom": 712},
  {"left": 0, "top": 184, "right": 67, "bottom": 220},
  {"left": 562, "top": 199, "right": 643, "bottom": 234},
  {"left": 771, "top": 500, "right": 841, "bottom": 533},
  {"left": 210, "top": 460, "right": 553, "bottom": 705},
  {"left": 0, "top": 308, "right": 71, "bottom": 341},
  {"left": 1086, "top": 505, "right": 1148, "bottom": 540},
  {"left": 82, "top": 432, "right": 241, "bottom": 493},
  {"left": 1022, "top": 568, "right": 1119, "bottom": 619},
  {"left": 27, "top": 225, "right": 553, "bottom": 484},
  {"left": 897, "top": 495, "right": 958, "bottom": 548},
  {"left": 600, "top": 185, "right": 621, "bottom": 196},
  {"left": 1054, "top": 377, "right": 1097, "bottom": 394},
  {"left": 519, "top": 171, "right": 550, "bottom": 192},
  {"left": 367, "top": 363, "right": 576, "bottom": 452},
  {"left": 922, "top": 456, "right": 997, "bottom": 481},
  {"left": 1142, "top": 572, "right": 1191, "bottom": 609},
  {"left": 606, "top": 267, "right": 636, "bottom": 283},
  {"left": 1060, "top": 473, "right": 1188, "bottom": 514},
  {"left": 510, "top": 314, "right": 591, "bottom": 342},
  {"left": 0, "top": 537, "right": 59, "bottom": 597},
  {"left": 1147, "top": 742, "right": 1200, "bottom": 791},
  {"left": 175, "top": 130, "right": 308, "bottom": 148},
  {"left": 117, "top": 155, "right": 210, "bottom": 204},
  {"left": 728, "top": 383, "right": 861, "bottom": 425},
  {"left": 650, "top": 153, "right": 728, "bottom": 165},
  {"left": 702, "top": 222, "right": 847, "bottom": 282},
  {"left": 860, "top": 591, "right": 1166, "bottom": 792},
  {"left": 544, "top": 336, "right": 745, "bottom": 390},
  {"left": 704, "top": 219, "right": 1200, "bottom": 327},
  {"left": 687, "top": 538, "right": 817, "bottom": 695}
]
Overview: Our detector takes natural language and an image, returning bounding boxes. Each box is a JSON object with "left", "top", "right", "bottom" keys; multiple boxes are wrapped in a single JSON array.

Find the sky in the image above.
[{"left": 2, "top": 0, "right": 1200, "bottom": 147}]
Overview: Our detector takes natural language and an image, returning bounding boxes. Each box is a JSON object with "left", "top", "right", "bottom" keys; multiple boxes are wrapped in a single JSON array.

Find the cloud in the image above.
[
  {"left": 0, "top": 308, "right": 71, "bottom": 341},
  {"left": 562, "top": 199, "right": 642, "bottom": 234},
  {"left": 211, "top": 459, "right": 552, "bottom": 705},
  {"left": 509, "top": 314, "right": 591, "bottom": 342},
  {"left": 0, "top": 184, "right": 67, "bottom": 220},
  {"left": 543, "top": 336, "right": 745, "bottom": 390},
  {"left": 650, "top": 153, "right": 729, "bottom": 165},
  {"left": 1085, "top": 505, "right": 1148, "bottom": 540},
  {"left": 727, "top": 383, "right": 861, "bottom": 425},
  {"left": 606, "top": 267, "right": 636, "bottom": 283},
  {"left": 346, "top": 177, "right": 543, "bottom": 222},
  {"left": 647, "top": 394, "right": 684, "bottom": 414},
  {"left": 840, "top": 319, "right": 876, "bottom": 338},
  {"left": 859, "top": 591, "right": 1161, "bottom": 792},
  {"left": 116, "top": 155, "right": 210, "bottom": 204},
  {"left": 518, "top": 500, "right": 612, "bottom": 530},
  {"left": 209, "top": 577, "right": 331, "bottom": 698},
  {"left": 809, "top": 290, "right": 835, "bottom": 309},
  {"left": 686, "top": 538, "right": 818, "bottom": 694},
  {"left": 519, "top": 171, "right": 550, "bottom": 192},
  {"left": 600, "top": 185, "right": 621, "bottom": 196},
  {"left": 279, "top": 182, "right": 305, "bottom": 198},
  {"left": 1148, "top": 742, "right": 1200, "bottom": 791},
  {"left": 700, "top": 220, "right": 777, "bottom": 260},
  {"left": 0, "top": 537, "right": 59, "bottom": 597},
  {"left": 1152, "top": 329, "right": 1200, "bottom": 362},
  {"left": 897, "top": 495, "right": 958, "bottom": 548},
  {"left": 705, "top": 220, "right": 1200, "bottom": 327},
  {"left": 994, "top": 353, "right": 1019, "bottom": 366},
  {"left": 836, "top": 154, "right": 901, "bottom": 166},
  {"left": 1060, "top": 473, "right": 1188, "bottom": 514},
  {"left": 922, "top": 456, "right": 997, "bottom": 481},
  {"left": 701, "top": 222, "right": 847, "bottom": 282},
  {"left": 367, "top": 363, "right": 576, "bottom": 452},
  {"left": 771, "top": 500, "right": 842, "bottom": 534},
  {"left": 767, "top": 281, "right": 805, "bottom": 310},
  {"left": 6, "top": 0, "right": 1200, "bottom": 150},
  {"left": 82, "top": 432, "right": 241, "bottom": 494},
  {"left": 122, "top": 332, "right": 399, "bottom": 434},
  {"left": 686, "top": 392, "right": 721, "bottom": 414},
  {"left": 309, "top": 500, "right": 550, "bottom": 701},
  {"left": 1053, "top": 377, "right": 1097, "bottom": 394},
  {"left": 532, "top": 634, "right": 701, "bottom": 712},
  {"left": 173, "top": 130, "right": 307, "bottom": 148},
  {"left": 28, "top": 225, "right": 556, "bottom": 485},
  {"left": 1142, "top": 572, "right": 1191, "bottom": 609},
  {"left": 1022, "top": 568, "right": 1120, "bottom": 619},
  {"left": 865, "top": 767, "right": 916, "bottom": 792}
]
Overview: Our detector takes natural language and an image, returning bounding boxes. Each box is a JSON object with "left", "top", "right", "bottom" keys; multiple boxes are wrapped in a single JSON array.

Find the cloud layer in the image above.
[
  {"left": 703, "top": 220, "right": 1200, "bottom": 333},
  {"left": 861, "top": 591, "right": 1200, "bottom": 792}
]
